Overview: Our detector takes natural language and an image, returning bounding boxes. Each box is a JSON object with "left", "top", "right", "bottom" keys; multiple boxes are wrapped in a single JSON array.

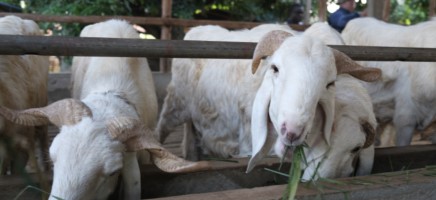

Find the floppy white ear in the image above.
[
  {"left": 355, "top": 144, "right": 374, "bottom": 176},
  {"left": 318, "top": 87, "right": 335, "bottom": 146},
  {"left": 246, "top": 77, "right": 276, "bottom": 173}
]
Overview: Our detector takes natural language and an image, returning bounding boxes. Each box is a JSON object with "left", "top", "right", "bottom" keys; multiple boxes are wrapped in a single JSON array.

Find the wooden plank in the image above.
[
  {"left": 150, "top": 168, "right": 436, "bottom": 200},
  {"left": 372, "top": 144, "right": 436, "bottom": 173},
  {"left": 2, "top": 35, "right": 436, "bottom": 62}
]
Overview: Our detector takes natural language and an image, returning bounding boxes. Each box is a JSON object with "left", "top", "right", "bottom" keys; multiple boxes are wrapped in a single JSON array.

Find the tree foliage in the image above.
[
  {"left": 389, "top": 0, "right": 429, "bottom": 25},
  {"left": 1, "top": 0, "right": 433, "bottom": 36}
]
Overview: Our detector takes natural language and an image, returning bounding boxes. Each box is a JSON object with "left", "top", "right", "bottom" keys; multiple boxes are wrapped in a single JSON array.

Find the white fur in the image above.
[
  {"left": 342, "top": 17, "right": 436, "bottom": 146},
  {"left": 49, "top": 19, "right": 157, "bottom": 200},
  {"left": 302, "top": 75, "right": 376, "bottom": 180},
  {"left": 157, "top": 23, "right": 376, "bottom": 178},
  {"left": 0, "top": 15, "right": 49, "bottom": 174}
]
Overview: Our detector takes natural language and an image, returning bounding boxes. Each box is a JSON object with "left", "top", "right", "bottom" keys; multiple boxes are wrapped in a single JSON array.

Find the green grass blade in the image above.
[
  {"left": 264, "top": 167, "right": 290, "bottom": 178},
  {"left": 283, "top": 145, "right": 304, "bottom": 200},
  {"left": 14, "top": 185, "right": 64, "bottom": 200}
]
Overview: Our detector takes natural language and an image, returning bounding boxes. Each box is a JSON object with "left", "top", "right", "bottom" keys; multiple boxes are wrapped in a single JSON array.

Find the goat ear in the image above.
[
  {"left": 354, "top": 144, "right": 374, "bottom": 176},
  {"left": 246, "top": 77, "right": 275, "bottom": 173},
  {"left": 361, "top": 120, "right": 376, "bottom": 148},
  {"left": 318, "top": 88, "right": 335, "bottom": 146},
  {"left": 331, "top": 49, "right": 382, "bottom": 82}
]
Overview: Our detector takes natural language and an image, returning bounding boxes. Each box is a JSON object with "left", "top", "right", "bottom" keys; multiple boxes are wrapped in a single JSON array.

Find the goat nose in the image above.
[{"left": 281, "top": 123, "right": 303, "bottom": 142}]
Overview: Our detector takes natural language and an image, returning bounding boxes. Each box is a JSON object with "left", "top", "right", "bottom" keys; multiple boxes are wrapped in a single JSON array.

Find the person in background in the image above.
[
  {"left": 287, "top": 3, "right": 304, "bottom": 25},
  {"left": 328, "top": 0, "right": 367, "bottom": 32}
]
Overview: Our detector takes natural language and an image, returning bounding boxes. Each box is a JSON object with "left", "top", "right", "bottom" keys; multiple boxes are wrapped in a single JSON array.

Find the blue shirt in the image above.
[{"left": 328, "top": 7, "right": 360, "bottom": 33}]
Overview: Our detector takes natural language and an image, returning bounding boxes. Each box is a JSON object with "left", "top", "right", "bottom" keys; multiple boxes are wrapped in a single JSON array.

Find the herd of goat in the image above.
[{"left": 0, "top": 14, "right": 435, "bottom": 199}]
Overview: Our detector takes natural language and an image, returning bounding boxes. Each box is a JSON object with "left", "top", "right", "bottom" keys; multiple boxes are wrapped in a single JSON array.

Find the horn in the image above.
[
  {"left": 251, "top": 30, "right": 293, "bottom": 74},
  {"left": 361, "top": 120, "right": 376, "bottom": 148},
  {"left": 106, "top": 118, "right": 212, "bottom": 173},
  {"left": 148, "top": 148, "right": 211, "bottom": 173},
  {"left": 0, "top": 99, "right": 92, "bottom": 127},
  {"left": 106, "top": 117, "right": 143, "bottom": 142},
  {"left": 331, "top": 49, "right": 382, "bottom": 82}
]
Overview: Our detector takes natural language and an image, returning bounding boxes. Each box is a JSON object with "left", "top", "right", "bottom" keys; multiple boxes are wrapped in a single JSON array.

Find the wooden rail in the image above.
[
  {"left": 0, "top": 12, "right": 309, "bottom": 31},
  {"left": 1, "top": 35, "right": 436, "bottom": 61}
]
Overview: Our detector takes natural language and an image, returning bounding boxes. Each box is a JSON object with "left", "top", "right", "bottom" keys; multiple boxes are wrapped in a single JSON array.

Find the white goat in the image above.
[
  {"left": 0, "top": 15, "right": 49, "bottom": 175},
  {"left": 157, "top": 23, "right": 380, "bottom": 178},
  {"left": 0, "top": 19, "right": 208, "bottom": 200},
  {"left": 302, "top": 74, "right": 376, "bottom": 180},
  {"left": 342, "top": 17, "right": 436, "bottom": 146}
]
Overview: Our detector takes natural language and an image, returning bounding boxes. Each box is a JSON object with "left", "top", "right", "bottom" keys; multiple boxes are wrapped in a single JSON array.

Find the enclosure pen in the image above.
[{"left": 1, "top": 10, "right": 436, "bottom": 200}]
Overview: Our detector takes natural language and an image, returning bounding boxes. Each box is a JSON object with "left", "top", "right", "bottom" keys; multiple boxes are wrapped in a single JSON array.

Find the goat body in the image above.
[
  {"left": 0, "top": 15, "right": 49, "bottom": 174},
  {"left": 158, "top": 23, "right": 380, "bottom": 178},
  {"left": 342, "top": 17, "right": 436, "bottom": 146}
]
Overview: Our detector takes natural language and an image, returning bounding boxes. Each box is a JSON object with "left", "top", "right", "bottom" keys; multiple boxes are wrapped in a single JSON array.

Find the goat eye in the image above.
[
  {"left": 271, "top": 65, "right": 279, "bottom": 73},
  {"left": 108, "top": 170, "right": 120, "bottom": 177},
  {"left": 326, "top": 81, "right": 335, "bottom": 88},
  {"left": 351, "top": 146, "right": 361, "bottom": 153}
]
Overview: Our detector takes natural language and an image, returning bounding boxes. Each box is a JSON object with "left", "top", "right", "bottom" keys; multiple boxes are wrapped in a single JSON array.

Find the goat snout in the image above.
[{"left": 280, "top": 123, "right": 304, "bottom": 144}]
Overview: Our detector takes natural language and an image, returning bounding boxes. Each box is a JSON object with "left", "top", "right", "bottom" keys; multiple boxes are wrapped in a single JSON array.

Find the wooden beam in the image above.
[
  {"left": 367, "top": 0, "right": 386, "bottom": 20},
  {"left": 160, "top": 0, "right": 172, "bottom": 72},
  {"left": 382, "top": 0, "right": 391, "bottom": 21},
  {"left": 304, "top": 0, "right": 312, "bottom": 25},
  {"left": 0, "top": 12, "right": 309, "bottom": 31},
  {"left": 430, "top": 0, "right": 436, "bottom": 18},
  {"left": 1, "top": 35, "right": 436, "bottom": 62},
  {"left": 4, "top": 144, "right": 436, "bottom": 200},
  {"left": 318, "top": 0, "right": 327, "bottom": 22},
  {"left": 149, "top": 168, "right": 436, "bottom": 200}
]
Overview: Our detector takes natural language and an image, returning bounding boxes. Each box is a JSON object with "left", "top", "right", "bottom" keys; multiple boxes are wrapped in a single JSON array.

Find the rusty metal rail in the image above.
[{"left": 1, "top": 35, "right": 436, "bottom": 61}]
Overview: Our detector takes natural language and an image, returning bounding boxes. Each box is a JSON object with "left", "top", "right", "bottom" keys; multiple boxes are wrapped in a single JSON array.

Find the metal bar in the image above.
[{"left": 1, "top": 35, "right": 436, "bottom": 61}]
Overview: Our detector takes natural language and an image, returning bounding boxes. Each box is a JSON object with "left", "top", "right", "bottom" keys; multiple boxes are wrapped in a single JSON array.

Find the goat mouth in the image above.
[
  {"left": 279, "top": 142, "right": 295, "bottom": 161},
  {"left": 280, "top": 134, "right": 303, "bottom": 147}
]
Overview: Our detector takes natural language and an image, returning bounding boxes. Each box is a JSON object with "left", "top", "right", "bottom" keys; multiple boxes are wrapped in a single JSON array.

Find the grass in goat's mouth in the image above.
[
  {"left": 283, "top": 145, "right": 305, "bottom": 200},
  {"left": 264, "top": 144, "right": 307, "bottom": 200}
]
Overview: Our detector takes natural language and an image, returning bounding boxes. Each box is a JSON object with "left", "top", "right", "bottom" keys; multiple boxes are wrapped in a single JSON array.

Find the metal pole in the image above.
[{"left": 1, "top": 35, "right": 436, "bottom": 62}]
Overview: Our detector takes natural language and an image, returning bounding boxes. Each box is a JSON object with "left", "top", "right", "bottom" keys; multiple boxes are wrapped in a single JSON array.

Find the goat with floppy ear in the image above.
[
  {"left": 0, "top": 97, "right": 209, "bottom": 200},
  {"left": 247, "top": 30, "right": 380, "bottom": 172},
  {"left": 157, "top": 23, "right": 379, "bottom": 180},
  {"left": 0, "top": 19, "right": 210, "bottom": 200}
]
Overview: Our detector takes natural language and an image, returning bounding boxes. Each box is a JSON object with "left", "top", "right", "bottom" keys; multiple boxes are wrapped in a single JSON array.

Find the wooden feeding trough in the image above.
[{"left": 3, "top": 144, "right": 436, "bottom": 200}]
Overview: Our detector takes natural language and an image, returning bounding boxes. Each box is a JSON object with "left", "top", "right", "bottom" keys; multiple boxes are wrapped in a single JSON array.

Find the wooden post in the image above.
[
  {"left": 368, "top": 0, "right": 388, "bottom": 20},
  {"left": 304, "top": 0, "right": 312, "bottom": 24},
  {"left": 382, "top": 0, "right": 391, "bottom": 21},
  {"left": 318, "top": 0, "right": 327, "bottom": 22},
  {"left": 160, "top": 0, "right": 172, "bottom": 73},
  {"left": 430, "top": 0, "right": 436, "bottom": 18}
]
